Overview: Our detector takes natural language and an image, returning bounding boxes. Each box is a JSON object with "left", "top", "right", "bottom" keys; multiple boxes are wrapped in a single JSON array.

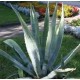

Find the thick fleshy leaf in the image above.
[
  {"left": 48, "top": 3, "right": 64, "bottom": 70},
  {"left": 24, "top": 34, "right": 41, "bottom": 77},
  {"left": 0, "top": 49, "right": 34, "bottom": 77},
  {"left": 42, "top": 68, "right": 76, "bottom": 79},
  {"left": 56, "top": 44, "right": 80, "bottom": 69},
  {"left": 45, "top": 44, "right": 80, "bottom": 79},
  {"left": 27, "top": 63, "right": 35, "bottom": 74},
  {"left": 42, "top": 63, "right": 47, "bottom": 76},
  {"left": 30, "top": 5, "right": 40, "bottom": 46},
  {"left": 55, "top": 68, "right": 76, "bottom": 73},
  {"left": 14, "top": 63, "right": 35, "bottom": 76},
  {"left": 42, "top": 71, "right": 57, "bottom": 79},
  {"left": 4, "top": 39, "right": 30, "bottom": 64},
  {"left": 40, "top": 2, "right": 49, "bottom": 66},
  {"left": 45, "top": 3, "right": 57, "bottom": 62},
  {"left": 10, "top": 4, "right": 41, "bottom": 77},
  {"left": 30, "top": 6, "right": 42, "bottom": 69}
]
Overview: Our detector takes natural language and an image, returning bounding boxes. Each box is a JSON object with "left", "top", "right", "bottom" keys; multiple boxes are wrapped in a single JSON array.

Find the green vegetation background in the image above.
[{"left": 0, "top": 35, "right": 80, "bottom": 78}]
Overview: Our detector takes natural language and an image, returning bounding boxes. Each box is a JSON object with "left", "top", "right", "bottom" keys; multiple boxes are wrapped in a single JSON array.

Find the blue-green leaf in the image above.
[
  {"left": 0, "top": 49, "right": 34, "bottom": 77},
  {"left": 42, "top": 71, "right": 57, "bottom": 79},
  {"left": 4, "top": 39, "right": 30, "bottom": 64},
  {"left": 48, "top": 3, "right": 64, "bottom": 70},
  {"left": 10, "top": 4, "right": 41, "bottom": 77},
  {"left": 45, "top": 3, "right": 57, "bottom": 63},
  {"left": 40, "top": 2, "right": 49, "bottom": 65},
  {"left": 30, "top": 5, "right": 40, "bottom": 47},
  {"left": 56, "top": 44, "right": 80, "bottom": 69}
]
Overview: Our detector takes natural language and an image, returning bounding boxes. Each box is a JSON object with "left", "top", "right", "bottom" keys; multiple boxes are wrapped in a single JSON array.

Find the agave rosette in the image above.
[{"left": 0, "top": 2, "right": 80, "bottom": 79}]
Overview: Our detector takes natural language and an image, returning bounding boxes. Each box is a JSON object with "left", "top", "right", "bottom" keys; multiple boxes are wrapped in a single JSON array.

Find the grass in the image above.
[
  {"left": 0, "top": 4, "right": 30, "bottom": 26},
  {"left": 0, "top": 34, "right": 80, "bottom": 78}
]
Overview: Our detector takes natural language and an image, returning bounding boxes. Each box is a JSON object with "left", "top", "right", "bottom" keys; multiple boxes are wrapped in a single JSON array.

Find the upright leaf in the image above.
[
  {"left": 10, "top": 4, "right": 41, "bottom": 77},
  {"left": 45, "top": 3, "right": 57, "bottom": 62},
  {"left": 30, "top": 5, "right": 43, "bottom": 69},
  {"left": 40, "top": 2, "right": 49, "bottom": 65},
  {"left": 30, "top": 5, "right": 40, "bottom": 46},
  {"left": 42, "top": 71, "right": 57, "bottom": 79},
  {"left": 48, "top": 3, "right": 64, "bottom": 70}
]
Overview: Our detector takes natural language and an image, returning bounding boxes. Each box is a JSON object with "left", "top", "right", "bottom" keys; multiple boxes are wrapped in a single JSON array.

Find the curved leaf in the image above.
[
  {"left": 56, "top": 44, "right": 80, "bottom": 69},
  {"left": 4, "top": 39, "right": 30, "bottom": 64},
  {"left": 10, "top": 4, "right": 41, "bottom": 77},
  {"left": 0, "top": 49, "right": 34, "bottom": 77},
  {"left": 55, "top": 68, "right": 76, "bottom": 73},
  {"left": 44, "top": 44, "right": 80, "bottom": 79}
]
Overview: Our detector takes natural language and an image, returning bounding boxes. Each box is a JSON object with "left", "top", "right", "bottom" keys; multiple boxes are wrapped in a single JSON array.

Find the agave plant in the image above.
[{"left": 0, "top": 2, "right": 80, "bottom": 79}]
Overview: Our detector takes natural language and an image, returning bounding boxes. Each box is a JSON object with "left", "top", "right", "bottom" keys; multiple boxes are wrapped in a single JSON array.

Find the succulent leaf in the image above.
[
  {"left": 56, "top": 44, "right": 80, "bottom": 69},
  {"left": 55, "top": 68, "right": 76, "bottom": 73},
  {"left": 0, "top": 49, "right": 34, "bottom": 77},
  {"left": 40, "top": 2, "right": 49, "bottom": 66},
  {"left": 30, "top": 5, "right": 40, "bottom": 46},
  {"left": 0, "top": 2, "right": 79, "bottom": 79},
  {"left": 42, "top": 71, "right": 57, "bottom": 79},
  {"left": 4, "top": 39, "right": 30, "bottom": 64},
  {"left": 45, "top": 3, "right": 57, "bottom": 63},
  {"left": 10, "top": 4, "right": 41, "bottom": 77},
  {"left": 48, "top": 3, "right": 64, "bottom": 70}
]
